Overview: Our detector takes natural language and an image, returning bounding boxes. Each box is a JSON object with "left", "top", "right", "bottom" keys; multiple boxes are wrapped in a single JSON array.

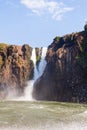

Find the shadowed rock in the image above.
[{"left": 33, "top": 26, "right": 87, "bottom": 103}]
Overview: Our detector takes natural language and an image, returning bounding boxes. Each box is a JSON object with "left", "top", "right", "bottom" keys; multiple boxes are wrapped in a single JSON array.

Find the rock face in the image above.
[
  {"left": 33, "top": 28, "right": 87, "bottom": 103},
  {"left": 0, "top": 44, "right": 33, "bottom": 99}
]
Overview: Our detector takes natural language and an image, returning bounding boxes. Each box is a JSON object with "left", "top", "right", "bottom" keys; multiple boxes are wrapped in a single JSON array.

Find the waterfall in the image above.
[
  {"left": 31, "top": 48, "right": 38, "bottom": 80},
  {"left": 31, "top": 47, "right": 47, "bottom": 80},
  {"left": 37, "top": 47, "right": 47, "bottom": 78},
  {"left": 15, "top": 47, "right": 47, "bottom": 101},
  {"left": 31, "top": 48, "right": 36, "bottom": 65}
]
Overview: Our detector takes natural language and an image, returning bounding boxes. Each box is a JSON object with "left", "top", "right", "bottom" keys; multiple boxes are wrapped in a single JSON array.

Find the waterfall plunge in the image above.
[
  {"left": 16, "top": 47, "right": 47, "bottom": 101},
  {"left": 37, "top": 47, "right": 47, "bottom": 78},
  {"left": 31, "top": 47, "right": 47, "bottom": 81}
]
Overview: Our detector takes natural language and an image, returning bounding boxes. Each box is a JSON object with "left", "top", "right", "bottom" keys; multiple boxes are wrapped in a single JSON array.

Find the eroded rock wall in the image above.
[
  {"left": 33, "top": 30, "right": 87, "bottom": 103},
  {"left": 0, "top": 44, "right": 33, "bottom": 99}
]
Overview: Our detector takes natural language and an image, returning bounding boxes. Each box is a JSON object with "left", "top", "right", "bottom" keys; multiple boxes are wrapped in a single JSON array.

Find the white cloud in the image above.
[{"left": 20, "top": 0, "right": 74, "bottom": 21}]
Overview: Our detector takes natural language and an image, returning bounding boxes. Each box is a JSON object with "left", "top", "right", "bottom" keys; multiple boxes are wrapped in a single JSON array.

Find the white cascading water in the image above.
[
  {"left": 32, "top": 48, "right": 39, "bottom": 80},
  {"left": 16, "top": 47, "right": 47, "bottom": 101},
  {"left": 34, "top": 47, "right": 47, "bottom": 80},
  {"left": 37, "top": 47, "right": 47, "bottom": 78}
]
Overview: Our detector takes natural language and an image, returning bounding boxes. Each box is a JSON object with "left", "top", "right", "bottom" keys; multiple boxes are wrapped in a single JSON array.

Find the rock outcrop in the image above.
[
  {"left": 33, "top": 26, "right": 87, "bottom": 103},
  {"left": 0, "top": 44, "right": 33, "bottom": 99}
]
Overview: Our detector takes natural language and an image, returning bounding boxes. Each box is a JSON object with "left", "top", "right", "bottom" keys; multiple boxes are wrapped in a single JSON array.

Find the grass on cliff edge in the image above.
[
  {"left": 0, "top": 43, "right": 9, "bottom": 51},
  {"left": 0, "top": 101, "right": 87, "bottom": 128}
]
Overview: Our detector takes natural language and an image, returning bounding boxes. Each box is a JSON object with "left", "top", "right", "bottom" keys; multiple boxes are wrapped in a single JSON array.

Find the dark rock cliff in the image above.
[
  {"left": 33, "top": 26, "right": 87, "bottom": 103},
  {"left": 0, "top": 44, "right": 33, "bottom": 99}
]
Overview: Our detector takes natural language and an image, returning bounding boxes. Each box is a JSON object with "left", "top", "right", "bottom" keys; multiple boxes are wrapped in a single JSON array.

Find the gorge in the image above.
[
  {"left": 0, "top": 25, "right": 87, "bottom": 130},
  {"left": 0, "top": 24, "right": 87, "bottom": 103},
  {"left": 33, "top": 24, "right": 87, "bottom": 103}
]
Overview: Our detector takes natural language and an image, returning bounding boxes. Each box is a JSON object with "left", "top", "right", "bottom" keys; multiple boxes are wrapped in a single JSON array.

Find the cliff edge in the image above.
[
  {"left": 33, "top": 25, "right": 87, "bottom": 103},
  {"left": 0, "top": 44, "right": 33, "bottom": 99}
]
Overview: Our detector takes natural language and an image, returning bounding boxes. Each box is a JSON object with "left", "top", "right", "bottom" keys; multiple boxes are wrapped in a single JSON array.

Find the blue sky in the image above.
[{"left": 0, "top": 0, "right": 87, "bottom": 47}]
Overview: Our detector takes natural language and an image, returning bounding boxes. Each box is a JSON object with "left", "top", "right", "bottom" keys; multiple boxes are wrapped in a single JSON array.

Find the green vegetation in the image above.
[
  {"left": 36, "top": 55, "right": 41, "bottom": 62},
  {"left": 18, "top": 58, "right": 25, "bottom": 67},
  {"left": 0, "top": 43, "right": 8, "bottom": 51},
  {"left": 18, "top": 58, "right": 21, "bottom": 65},
  {"left": 76, "top": 41, "right": 87, "bottom": 69},
  {"left": 0, "top": 56, "right": 3, "bottom": 65},
  {"left": 54, "top": 36, "right": 60, "bottom": 42},
  {"left": 76, "top": 55, "right": 84, "bottom": 65},
  {"left": 35, "top": 48, "right": 41, "bottom": 62},
  {"left": 79, "top": 44, "right": 83, "bottom": 52}
]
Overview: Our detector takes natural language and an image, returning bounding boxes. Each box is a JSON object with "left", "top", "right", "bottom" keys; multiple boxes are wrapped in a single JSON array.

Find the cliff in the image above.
[
  {"left": 33, "top": 26, "right": 87, "bottom": 103},
  {"left": 0, "top": 44, "right": 33, "bottom": 99}
]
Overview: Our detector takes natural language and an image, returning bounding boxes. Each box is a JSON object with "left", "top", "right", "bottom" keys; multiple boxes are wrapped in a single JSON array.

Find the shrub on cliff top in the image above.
[
  {"left": 54, "top": 36, "right": 60, "bottom": 42},
  {"left": 0, "top": 43, "right": 8, "bottom": 51}
]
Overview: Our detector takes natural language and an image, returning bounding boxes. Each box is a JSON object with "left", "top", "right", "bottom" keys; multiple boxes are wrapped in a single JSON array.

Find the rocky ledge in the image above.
[
  {"left": 0, "top": 44, "right": 33, "bottom": 99},
  {"left": 33, "top": 25, "right": 87, "bottom": 103}
]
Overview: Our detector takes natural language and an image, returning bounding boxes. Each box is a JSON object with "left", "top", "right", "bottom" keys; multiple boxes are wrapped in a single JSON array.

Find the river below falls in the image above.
[{"left": 0, "top": 101, "right": 87, "bottom": 130}]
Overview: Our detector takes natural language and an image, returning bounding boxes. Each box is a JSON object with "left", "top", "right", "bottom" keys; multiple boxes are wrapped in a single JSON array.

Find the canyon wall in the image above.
[
  {"left": 0, "top": 44, "right": 33, "bottom": 99},
  {"left": 33, "top": 27, "right": 87, "bottom": 103}
]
